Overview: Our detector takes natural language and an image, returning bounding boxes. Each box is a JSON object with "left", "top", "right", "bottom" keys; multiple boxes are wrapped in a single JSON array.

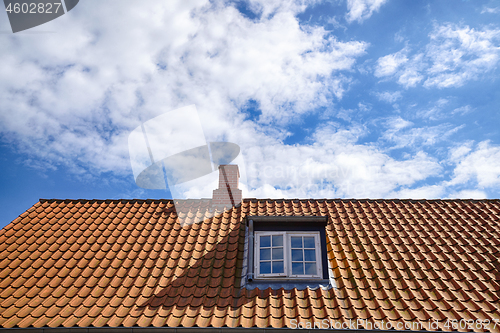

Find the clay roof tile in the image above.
[{"left": 1, "top": 198, "right": 499, "bottom": 331}]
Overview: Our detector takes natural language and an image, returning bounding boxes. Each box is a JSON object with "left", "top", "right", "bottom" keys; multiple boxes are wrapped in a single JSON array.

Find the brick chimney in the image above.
[{"left": 212, "top": 165, "right": 242, "bottom": 206}]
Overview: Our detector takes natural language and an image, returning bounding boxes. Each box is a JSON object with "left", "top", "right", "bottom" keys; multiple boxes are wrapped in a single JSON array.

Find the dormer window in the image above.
[
  {"left": 255, "top": 231, "right": 323, "bottom": 279},
  {"left": 244, "top": 215, "right": 331, "bottom": 289}
]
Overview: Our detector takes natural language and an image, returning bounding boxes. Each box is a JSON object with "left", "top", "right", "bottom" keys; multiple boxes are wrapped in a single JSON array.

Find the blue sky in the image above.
[{"left": 1, "top": 0, "right": 500, "bottom": 229}]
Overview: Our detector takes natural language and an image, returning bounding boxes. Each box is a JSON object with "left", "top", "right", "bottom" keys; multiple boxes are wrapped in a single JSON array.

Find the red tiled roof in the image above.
[{"left": 1, "top": 198, "right": 499, "bottom": 331}]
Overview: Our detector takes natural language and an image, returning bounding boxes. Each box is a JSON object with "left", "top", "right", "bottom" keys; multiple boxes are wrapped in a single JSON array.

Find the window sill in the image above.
[{"left": 245, "top": 278, "right": 332, "bottom": 291}]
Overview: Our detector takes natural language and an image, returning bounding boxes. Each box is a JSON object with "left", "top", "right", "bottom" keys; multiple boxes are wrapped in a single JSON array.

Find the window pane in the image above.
[
  {"left": 303, "top": 237, "right": 315, "bottom": 248},
  {"left": 272, "top": 247, "right": 283, "bottom": 260},
  {"left": 305, "top": 262, "right": 317, "bottom": 275},
  {"left": 292, "top": 249, "right": 303, "bottom": 261},
  {"left": 291, "top": 236, "right": 302, "bottom": 248},
  {"left": 272, "top": 261, "right": 284, "bottom": 274},
  {"left": 304, "top": 249, "right": 316, "bottom": 261},
  {"left": 260, "top": 248, "right": 271, "bottom": 260},
  {"left": 259, "top": 233, "right": 319, "bottom": 277},
  {"left": 260, "top": 235, "right": 271, "bottom": 248},
  {"left": 272, "top": 235, "right": 283, "bottom": 247},
  {"left": 292, "top": 262, "right": 304, "bottom": 275},
  {"left": 260, "top": 261, "right": 271, "bottom": 274}
]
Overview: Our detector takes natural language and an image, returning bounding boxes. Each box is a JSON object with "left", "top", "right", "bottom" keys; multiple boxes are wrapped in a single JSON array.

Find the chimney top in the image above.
[{"left": 212, "top": 165, "right": 242, "bottom": 207}]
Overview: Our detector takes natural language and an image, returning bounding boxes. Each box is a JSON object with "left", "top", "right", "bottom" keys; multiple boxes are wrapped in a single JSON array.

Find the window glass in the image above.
[
  {"left": 259, "top": 234, "right": 284, "bottom": 275},
  {"left": 272, "top": 247, "right": 283, "bottom": 260},
  {"left": 260, "top": 248, "right": 270, "bottom": 260},
  {"left": 304, "top": 237, "right": 315, "bottom": 248},
  {"left": 291, "top": 249, "right": 303, "bottom": 261},
  {"left": 256, "top": 232, "right": 320, "bottom": 278},
  {"left": 261, "top": 235, "right": 271, "bottom": 248},
  {"left": 304, "top": 262, "right": 317, "bottom": 275},
  {"left": 260, "top": 261, "right": 271, "bottom": 274},
  {"left": 304, "top": 249, "right": 315, "bottom": 261},
  {"left": 272, "top": 235, "right": 283, "bottom": 247},
  {"left": 290, "top": 235, "right": 318, "bottom": 276},
  {"left": 272, "top": 261, "right": 284, "bottom": 273},
  {"left": 292, "top": 262, "right": 304, "bottom": 275},
  {"left": 291, "top": 236, "right": 302, "bottom": 248}
]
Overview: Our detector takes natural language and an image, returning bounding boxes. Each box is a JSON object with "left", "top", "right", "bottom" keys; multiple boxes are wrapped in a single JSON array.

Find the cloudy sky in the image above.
[{"left": 1, "top": 0, "right": 500, "bottom": 228}]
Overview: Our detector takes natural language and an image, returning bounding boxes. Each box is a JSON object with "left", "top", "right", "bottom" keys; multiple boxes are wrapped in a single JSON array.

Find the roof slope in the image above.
[{"left": 0, "top": 198, "right": 499, "bottom": 331}]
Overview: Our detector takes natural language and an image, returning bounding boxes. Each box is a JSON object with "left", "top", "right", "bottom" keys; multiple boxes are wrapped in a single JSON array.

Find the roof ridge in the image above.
[
  {"left": 37, "top": 198, "right": 500, "bottom": 205},
  {"left": 38, "top": 198, "right": 176, "bottom": 204},
  {"left": 242, "top": 198, "right": 500, "bottom": 202}
]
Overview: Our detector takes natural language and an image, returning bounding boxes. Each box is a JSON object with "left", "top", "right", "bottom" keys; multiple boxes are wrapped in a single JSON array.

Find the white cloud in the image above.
[
  {"left": 245, "top": 0, "right": 320, "bottom": 19},
  {"left": 326, "top": 16, "right": 344, "bottom": 30},
  {"left": 0, "top": 0, "right": 368, "bottom": 178},
  {"left": 371, "top": 139, "right": 500, "bottom": 199},
  {"left": 452, "top": 105, "right": 473, "bottom": 115},
  {"left": 374, "top": 48, "right": 425, "bottom": 88},
  {"left": 374, "top": 47, "right": 408, "bottom": 77},
  {"left": 394, "top": 30, "right": 405, "bottom": 43},
  {"left": 1, "top": 0, "right": 495, "bottom": 202},
  {"left": 396, "top": 53, "right": 425, "bottom": 88},
  {"left": 424, "top": 23, "right": 500, "bottom": 88},
  {"left": 242, "top": 123, "right": 442, "bottom": 199},
  {"left": 381, "top": 116, "right": 464, "bottom": 149},
  {"left": 384, "top": 116, "right": 413, "bottom": 131},
  {"left": 366, "top": 139, "right": 500, "bottom": 200},
  {"left": 415, "top": 98, "right": 449, "bottom": 120},
  {"left": 448, "top": 141, "right": 500, "bottom": 188},
  {"left": 345, "top": 0, "right": 388, "bottom": 23},
  {"left": 375, "top": 23, "right": 500, "bottom": 88},
  {"left": 448, "top": 189, "right": 487, "bottom": 199},
  {"left": 481, "top": 6, "right": 500, "bottom": 14},
  {"left": 449, "top": 141, "right": 473, "bottom": 162},
  {"left": 376, "top": 90, "right": 402, "bottom": 103},
  {"left": 390, "top": 185, "right": 445, "bottom": 199}
]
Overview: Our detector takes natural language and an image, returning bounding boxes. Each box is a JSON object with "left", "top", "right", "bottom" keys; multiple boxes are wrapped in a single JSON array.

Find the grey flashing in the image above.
[
  {"left": 240, "top": 225, "right": 249, "bottom": 288},
  {"left": 327, "top": 257, "right": 338, "bottom": 290},
  {"left": 247, "top": 219, "right": 254, "bottom": 281},
  {"left": 246, "top": 216, "right": 327, "bottom": 224},
  {"left": 244, "top": 279, "right": 332, "bottom": 291}
]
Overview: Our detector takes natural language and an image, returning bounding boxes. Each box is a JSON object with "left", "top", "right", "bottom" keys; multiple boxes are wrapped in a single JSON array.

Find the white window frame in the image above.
[{"left": 254, "top": 231, "right": 323, "bottom": 279}]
